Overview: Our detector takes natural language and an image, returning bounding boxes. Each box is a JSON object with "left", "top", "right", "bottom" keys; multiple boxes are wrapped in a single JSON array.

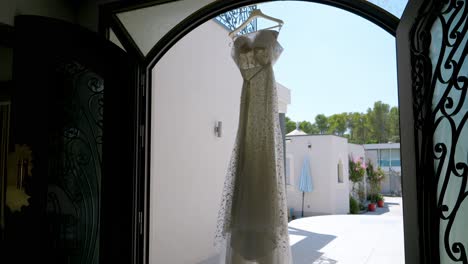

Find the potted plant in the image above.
[
  {"left": 366, "top": 160, "right": 385, "bottom": 211},
  {"left": 377, "top": 193, "right": 385, "bottom": 208},
  {"left": 367, "top": 194, "right": 377, "bottom": 211},
  {"left": 377, "top": 193, "right": 385, "bottom": 207}
]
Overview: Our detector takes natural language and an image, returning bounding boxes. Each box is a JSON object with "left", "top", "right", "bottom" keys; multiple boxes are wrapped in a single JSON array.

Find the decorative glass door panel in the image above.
[{"left": 429, "top": 1, "right": 468, "bottom": 263}]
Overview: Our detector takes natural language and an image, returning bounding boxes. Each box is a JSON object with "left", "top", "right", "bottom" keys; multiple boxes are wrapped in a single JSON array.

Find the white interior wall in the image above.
[
  {"left": 0, "top": 0, "right": 74, "bottom": 26},
  {"left": 151, "top": 21, "right": 241, "bottom": 264}
]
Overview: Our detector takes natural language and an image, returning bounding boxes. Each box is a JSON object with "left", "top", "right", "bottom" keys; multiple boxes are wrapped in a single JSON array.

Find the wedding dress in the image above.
[{"left": 215, "top": 29, "right": 291, "bottom": 264}]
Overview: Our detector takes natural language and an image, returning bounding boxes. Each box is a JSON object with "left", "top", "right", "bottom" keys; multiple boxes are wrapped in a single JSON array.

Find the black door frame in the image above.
[{"left": 99, "top": 1, "right": 433, "bottom": 264}]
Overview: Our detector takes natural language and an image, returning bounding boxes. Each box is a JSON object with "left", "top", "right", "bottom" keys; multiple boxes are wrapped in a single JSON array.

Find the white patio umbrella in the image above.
[{"left": 299, "top": 156, "right": 313, "bottom": 217}]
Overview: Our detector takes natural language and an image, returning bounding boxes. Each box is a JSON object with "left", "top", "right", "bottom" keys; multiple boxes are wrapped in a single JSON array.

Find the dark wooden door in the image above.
[{"left": 4, "top": 15, "right": 139, "bottom": 264}]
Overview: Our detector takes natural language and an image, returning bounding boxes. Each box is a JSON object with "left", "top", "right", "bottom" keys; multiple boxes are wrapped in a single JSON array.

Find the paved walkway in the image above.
[{"left": 288, "top": 197, "right": 404, "bottom": 264}]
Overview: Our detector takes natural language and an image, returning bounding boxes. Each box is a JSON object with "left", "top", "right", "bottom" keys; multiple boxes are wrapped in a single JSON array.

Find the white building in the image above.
[
  {"left": 151, "top": 18, "right": 291, "bottom": 264},
  {"left": 285, "top": 134, "right": 350, "bottom": 218},
  {"left": 364, "top": 143, "right": 402, "bottom": 195},
  {"left": 284, "top": 139, "right": 403, "bottom": 221}
]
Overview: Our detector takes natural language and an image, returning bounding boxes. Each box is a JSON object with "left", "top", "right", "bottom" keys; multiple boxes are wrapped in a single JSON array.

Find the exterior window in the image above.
[
  {"left": 390, "top": 149, "right": 401, "bottom": 166},
  {"left": 379, "top": 149, "right": 401, "bottom": 167},
  {"left": 337, "top": 159, "right": 343, "bottom": 183},
  {"left": 379, "top": 149, "right": 390, "bottom": 167}
]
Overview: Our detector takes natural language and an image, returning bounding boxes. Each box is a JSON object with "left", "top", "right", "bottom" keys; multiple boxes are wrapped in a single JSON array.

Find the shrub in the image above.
[
  {"left": 377, "top": 193, "right": 385, "bottom": 201},
  {"left": 349, "top": 156, "right": 366, "bottom": 199},
  {"left": 366, "top": 160, "right": 385, "bottom": 196},
  {"left": 357, "top": 183, "right": 366, "bottom": 202},
  {"left": 367, "top": 193, "right": 379, "bottom": 203},
  {"left": 350, "top": 196, "right": 360, "bottom": 214},
  {"left": 349, "top": 156, "right": 366, "bottom": 183}
]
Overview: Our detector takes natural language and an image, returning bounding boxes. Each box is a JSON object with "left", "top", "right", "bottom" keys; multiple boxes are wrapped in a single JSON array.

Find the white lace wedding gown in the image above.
[{"left": 215, "top": 29, "right": 291, "bottom": 264}]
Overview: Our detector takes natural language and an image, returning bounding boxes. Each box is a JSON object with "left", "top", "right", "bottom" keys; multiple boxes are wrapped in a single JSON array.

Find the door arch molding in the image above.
[
  {"left": 100, "top": 1, "right": 413, "bottom": 264},
  {"left": 101, "top": 0, "right": 399, "bottom": 67}
]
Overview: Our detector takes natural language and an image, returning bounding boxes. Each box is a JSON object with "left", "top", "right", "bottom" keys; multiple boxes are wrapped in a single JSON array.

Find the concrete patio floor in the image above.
[{"left": 288, "top": 196, "right": 404, "bottom": 264}]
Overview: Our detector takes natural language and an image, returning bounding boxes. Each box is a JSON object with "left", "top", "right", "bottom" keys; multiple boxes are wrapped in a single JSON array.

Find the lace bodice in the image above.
[{"left": 231, "top": 30, "right": 283, "bottom": 79}]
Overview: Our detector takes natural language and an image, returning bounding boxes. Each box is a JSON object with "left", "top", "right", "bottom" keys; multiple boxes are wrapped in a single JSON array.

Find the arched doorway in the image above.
[{"left": 99, "top": 1, "right": 465, "bottom": 263}]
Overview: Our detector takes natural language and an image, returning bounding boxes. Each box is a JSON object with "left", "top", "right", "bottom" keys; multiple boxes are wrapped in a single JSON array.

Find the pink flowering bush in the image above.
[
  {"left": 366, "top": 160, "right": 385, "bottom": 196},
  {"left": 349, "top": 156, "right": 366, "bottom": 183}
]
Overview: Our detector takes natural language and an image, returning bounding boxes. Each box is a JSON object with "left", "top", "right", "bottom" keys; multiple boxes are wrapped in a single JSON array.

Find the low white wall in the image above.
[{"left": 150, "top": 21, "right": 241, "bottom": 264}]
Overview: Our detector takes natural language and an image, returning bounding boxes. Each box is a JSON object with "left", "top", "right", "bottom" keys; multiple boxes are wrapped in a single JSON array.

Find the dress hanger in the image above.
[{"left": 228, "top": 9, "right": 284, "bottom": 39}]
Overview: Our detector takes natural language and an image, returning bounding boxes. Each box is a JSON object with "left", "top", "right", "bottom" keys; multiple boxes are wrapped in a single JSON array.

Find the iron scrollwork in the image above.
[
  {"left": 410, "top": 0, "right": 467, "bottom": 263},
  {"left": 47, "top": 59, "right": 103, "bottom": 263},
  {"left": 214, "top": 5, "right": 257, "bottom": 35}
]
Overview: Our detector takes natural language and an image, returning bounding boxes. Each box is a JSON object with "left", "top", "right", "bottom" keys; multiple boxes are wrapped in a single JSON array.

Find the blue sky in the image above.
[{"left": 256, "top": 1, "right": 407, "bottom": 122}]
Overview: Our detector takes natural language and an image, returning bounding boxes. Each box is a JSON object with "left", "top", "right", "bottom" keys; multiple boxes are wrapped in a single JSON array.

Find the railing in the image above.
[{"left": 214, "top": 5, "right": 257, "bottom": 35}]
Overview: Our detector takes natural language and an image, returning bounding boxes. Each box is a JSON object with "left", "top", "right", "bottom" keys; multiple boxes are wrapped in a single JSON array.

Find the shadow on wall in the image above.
[{"left": 289, "top": 227, "right": 337, "bottom": 264}]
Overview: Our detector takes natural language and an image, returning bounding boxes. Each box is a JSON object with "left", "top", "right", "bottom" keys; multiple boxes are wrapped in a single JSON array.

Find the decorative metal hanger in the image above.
[{"left": 228, "top": 9, "right": 284, "bottom": 39}]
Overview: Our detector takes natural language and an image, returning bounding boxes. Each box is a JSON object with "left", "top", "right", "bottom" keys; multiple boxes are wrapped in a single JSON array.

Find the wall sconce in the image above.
[{"left": 214, "top": 121, "right": 222, "bottom": 137}]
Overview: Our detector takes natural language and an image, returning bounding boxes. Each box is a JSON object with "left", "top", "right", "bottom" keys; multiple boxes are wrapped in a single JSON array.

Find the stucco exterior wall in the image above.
[
  {"left": 150, "top": 20, "right": 290, "bottom": 264},
  {"left": 331, "top": 137, "right": 350, "bottom": 214},
  {"left": 286, "top": 135, "right": 350, "bottom": 217},
  {"left": 150, "top": 21, "right": 240, "bottom": 264}
]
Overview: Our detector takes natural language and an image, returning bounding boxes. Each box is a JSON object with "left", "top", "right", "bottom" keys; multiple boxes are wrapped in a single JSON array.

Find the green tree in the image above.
[
  {"left": 315, "top": 114, "right": 329, "bottom": 134},
  {"left": 347, "top": 112, "right": 369, "bottom": 144},
  {"left": 346, "top": 112, "right": 360, "bottom": 142},
  {"left": 388, "top": 106, "right": 400, "bottom": 142},
  {"left": 286, "top": 102, "right": 399, "bottom": 144},
  {"left": 328, "top": 113, "right": 348, "bottom": 136},
  {"left": 368, "top": 101, "right": 390, "bottom": 143},
  {"left": 285, "top": 116, "right": 297, "bottom": 134},
  {"left": 299, "top": 121, "right": 319, "bottom": 134}
]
